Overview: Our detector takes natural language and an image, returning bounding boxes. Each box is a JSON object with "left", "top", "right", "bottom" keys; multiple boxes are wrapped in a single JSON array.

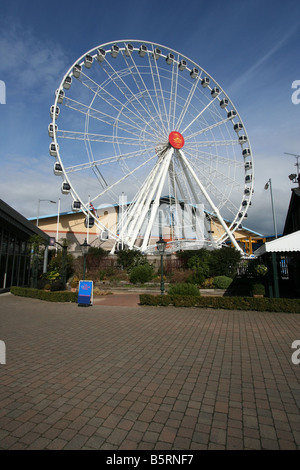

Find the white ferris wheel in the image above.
[{"left": 49, "top": 40, "right": 254, "bottom": 254}]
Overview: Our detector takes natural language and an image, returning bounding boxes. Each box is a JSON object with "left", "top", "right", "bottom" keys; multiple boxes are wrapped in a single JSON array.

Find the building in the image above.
[
  {"left": 254, "top": 186, "right": 300, "bottom": 298},
  {"left": 0, "top": 199, "right": 49, "bottom": 290},
  {"left": 30, "top": 200, "right": 264, "bottom": 257}
]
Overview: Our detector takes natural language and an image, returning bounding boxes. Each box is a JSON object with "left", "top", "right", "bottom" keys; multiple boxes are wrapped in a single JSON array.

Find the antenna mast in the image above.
[{"left": 284, "top": 152, "right": 300, "bottom": 187}]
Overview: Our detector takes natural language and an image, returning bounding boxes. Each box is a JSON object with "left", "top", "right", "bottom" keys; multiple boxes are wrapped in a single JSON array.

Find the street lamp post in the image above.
[
  {"left": 156, "top": 236, "right": 167, "bottom": 295},
  {"left": 37, "top": 199, "right": 56, "bottom": 227},
  {"left": 80, "top": 238, "right": 90, "bottom": 280},
  {"left": 264, "top": 179, "right": 278, "bottom": 239}
]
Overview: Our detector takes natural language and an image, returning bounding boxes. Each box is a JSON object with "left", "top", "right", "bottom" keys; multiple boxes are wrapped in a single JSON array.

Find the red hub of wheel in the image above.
[{"left": 169, "top": 131, "right": 184, "bottom": 149}]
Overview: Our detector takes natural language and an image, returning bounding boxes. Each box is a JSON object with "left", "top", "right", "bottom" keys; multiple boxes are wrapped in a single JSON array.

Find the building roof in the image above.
[
  {"left": 254, "top": 230, "right": 300, "bottom": 256},
  {"left": 0, "top": 199, "right": 49, "bottom": 241},
  {"left": 283, "top": 187, "right": 300, "bottom": 235}
]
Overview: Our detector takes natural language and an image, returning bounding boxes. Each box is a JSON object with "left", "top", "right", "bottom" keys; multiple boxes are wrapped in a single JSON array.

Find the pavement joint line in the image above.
[{"left": 0, "top": 294, "right": 299, "bottom": 450}]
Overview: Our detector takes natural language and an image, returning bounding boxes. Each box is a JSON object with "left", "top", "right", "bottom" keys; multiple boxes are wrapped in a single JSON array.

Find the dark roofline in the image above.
[
  {"left": 283, "top": 187, "right": 300, "bottom": 235},
  {"left": 0, "top": 199, "right": 49, "bottom": 241}
]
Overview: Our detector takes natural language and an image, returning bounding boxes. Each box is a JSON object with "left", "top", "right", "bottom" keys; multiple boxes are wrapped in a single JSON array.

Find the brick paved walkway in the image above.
[{"left": 0, "top": 293, "right": 299, "bottom": 450}]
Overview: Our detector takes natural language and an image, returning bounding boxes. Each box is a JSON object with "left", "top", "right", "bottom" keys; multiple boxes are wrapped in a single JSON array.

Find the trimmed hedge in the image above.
[
  {"left": 10, "top": 286, "right": 78, "bottom": 303},
  {"left": 139, "top": 294, "right": 300, "bottom": 313}
]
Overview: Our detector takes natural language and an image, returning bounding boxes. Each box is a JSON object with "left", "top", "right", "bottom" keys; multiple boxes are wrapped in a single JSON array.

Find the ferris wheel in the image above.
[{"left": 49, "top": 40, "right": 254, "bottom": 254}]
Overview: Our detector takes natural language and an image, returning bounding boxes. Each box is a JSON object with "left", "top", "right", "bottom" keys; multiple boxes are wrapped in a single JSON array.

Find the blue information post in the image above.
[{"left": 78, "top": 280, "right": 93, "bottom": 307}]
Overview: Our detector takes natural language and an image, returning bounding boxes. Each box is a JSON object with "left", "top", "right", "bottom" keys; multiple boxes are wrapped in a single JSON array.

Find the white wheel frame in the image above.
[{"left": 49, "top": 40, "right": 254, "bottom": 253}]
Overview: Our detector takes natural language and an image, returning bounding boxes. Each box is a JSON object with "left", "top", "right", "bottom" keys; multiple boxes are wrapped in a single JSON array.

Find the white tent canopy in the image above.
[{"left": 254, "top": 230, "right": 300, "bottom": 256}]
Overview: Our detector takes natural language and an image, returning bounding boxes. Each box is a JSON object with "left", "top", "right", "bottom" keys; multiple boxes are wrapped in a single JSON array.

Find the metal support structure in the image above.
[
  {"left": 178, "top": 149, "right": 243, "bottom": 252},
  {"left": 141, "top": 148, "right": 173, "bottom": 251}
]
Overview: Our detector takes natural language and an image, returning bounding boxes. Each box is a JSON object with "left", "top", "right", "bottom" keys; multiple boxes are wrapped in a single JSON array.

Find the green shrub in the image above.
[
  {"left": 168, "top": 283, "right": 200, "bottom": 296},
  {"left": 117, "top": 248, "right": 148, "bottom": 271},
  {"left": 129, "top": 264, "right": 153, "bottom": 284},
  {"left": 251, "top": 283, "right": 265, "bottom": 296},
  {"left": 10, "top": 286, "right": 77, "bottom": 303},
  {"left": 212, "top": 276, "right": 233, "bottom": 289}
]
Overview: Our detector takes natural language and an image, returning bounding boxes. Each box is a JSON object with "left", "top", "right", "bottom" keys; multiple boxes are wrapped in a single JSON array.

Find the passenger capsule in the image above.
[
  {"left": 61, "top": 182, "right": 71, "bottom": 195},
  {"left": 63, "top": 76, "right": 72, "bottom": 89},
  {"left": 139, "top": 44, "right": 147, "bottom": 57},
  {"left": 153, "top": 47, "right": 161, "bottom": 60},
  {"left": 220, "top": 98, "right": 229, "bottom": 108},
  {"left": 166, "top": 53, "right": 174, "bottom": 64},
  {"left": 100, "top": 230, "right": 109, "bottom": 240},
  {"left": 245, "top": 161, "right": 252, "bottom": 170},
  {"left": 55, "top": 89, "right": 64, "bottom": 104},
  {"left": 72, "top": 200, "right": 81, "bottom": 212},
  {"left": 84, "top": 54, "right": 93, "bottom": 68},
  {"left": 227, "top": 110, "right": 237, "bottom": 119},
  {"left": 242, "top": 148, "right": 251, "bottom": 158},
  {"left": 234, "top": 123, "right": 243, "bottom": 133},
  {"left": 211, "top": 87, "right": 220, "bottom": 98},
  {"left": 190, "top": 68, "right": 199, "bottom": 79},
  {"left": 84, "top": 216, "right": 94, "bottom": 228},
  {"left": 48, "top": 123, "right": 57, "bottom": 138},
  {"left": 111, "top": 44, "right": 119, "bottom": 58},
  {"left": 201, "top": 77, "right": 210, "bottom": 87},
  {"left": 73, "top": 64, "right": 82, "bottom": 78},
  {"left": 178, "top": 59, "right": 187, "bottom": 71},
  {"left": 50, "top": 105, "right": 60, "bottom": 120},
  {"left": 239, "top": 135, "right": 248, "bottom": 144},
  {"left": 53, "top": 162, "right": 63, "bottom": 176},
  {"left": 49, "top": 142, "right": 59, "bottom": 157},
  {"left": 125, "top": 43, "right": 134, "bottom": 56},
  {"left": 97, "top": 48, "right": 106, "bottom": 62}
]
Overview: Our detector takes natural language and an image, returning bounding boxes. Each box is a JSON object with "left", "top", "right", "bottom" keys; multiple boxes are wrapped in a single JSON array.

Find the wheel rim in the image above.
[{"left": 50, "top": 40, "right": 254, "bottom": 253}]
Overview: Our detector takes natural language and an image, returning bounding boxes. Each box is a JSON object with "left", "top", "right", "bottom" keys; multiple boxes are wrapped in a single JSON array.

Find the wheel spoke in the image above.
[
  {"left": 181, "top": 96, "right": 218, "bottom": 135},
  {"left": 57, "top": 129, "right": 153, "bottom": 145},
  {"left": 184, "top": 116, "right": 231, "bottom": 141},
  {"left": 90, "top": 152, "right": 158, "bottom": 205},
  {"left": 65, "top": 145, "right": 155, "bottom": 173},
  {"left": 52, "top": 40, "right": 253, "bottom": 254},
  {"left": 175, "top": 78, "right": 199, "bottom": 131},
  {"left": 77, "top": 68, "right": 160, "bottom": 137},
  {"left": 99, "top": 54, "right": 163, "bottom": 140},
  {"left": 63, "top": 96, "right": 156, "bottom": 139}
]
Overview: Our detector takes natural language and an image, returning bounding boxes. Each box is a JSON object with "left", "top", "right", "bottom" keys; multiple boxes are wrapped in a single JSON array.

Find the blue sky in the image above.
[{"left": 0, "top": 0, "right": 300, "bottom": 237}]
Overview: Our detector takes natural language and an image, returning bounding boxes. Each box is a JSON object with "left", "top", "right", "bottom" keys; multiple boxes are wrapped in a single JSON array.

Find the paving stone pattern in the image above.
[{"left": 0, "top": 293, "right": 299, "bottom": 450}]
